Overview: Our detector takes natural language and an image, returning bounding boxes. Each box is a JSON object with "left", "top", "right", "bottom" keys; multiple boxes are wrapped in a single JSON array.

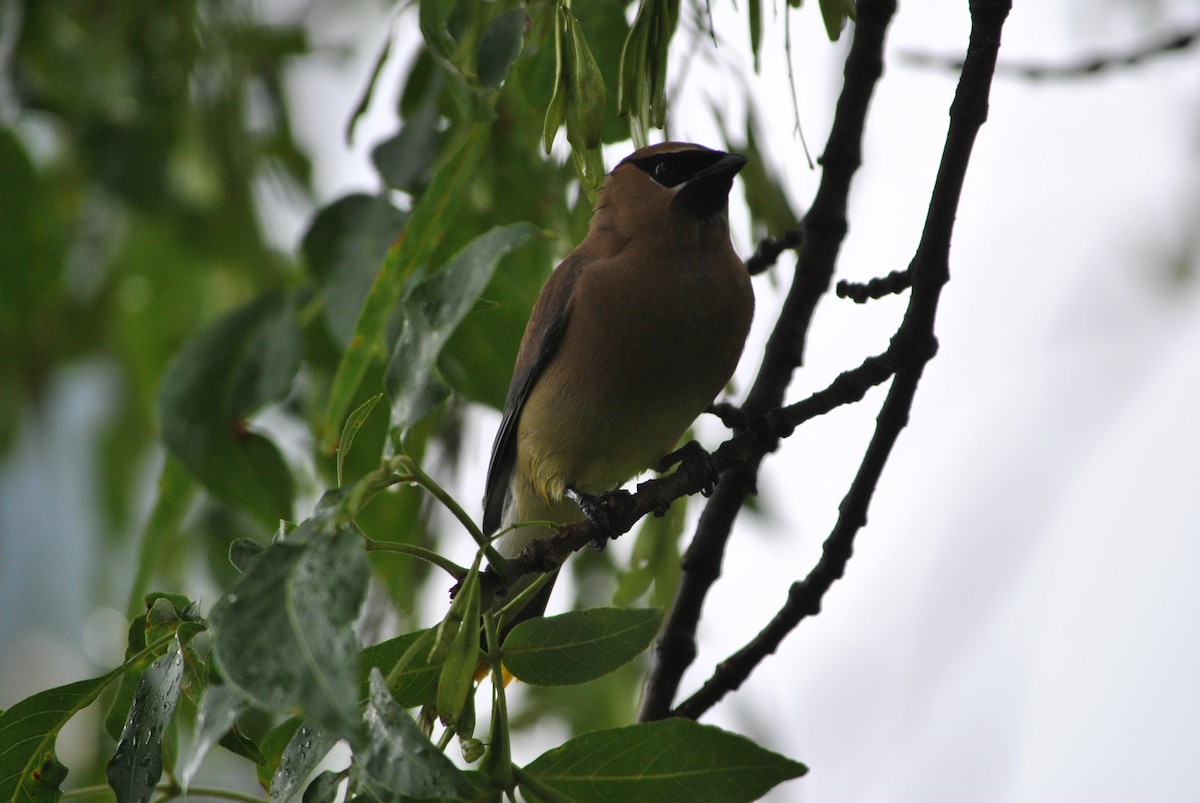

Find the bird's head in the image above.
[{"left": 592, "top": 142, "right": 747, "bottom": 235}]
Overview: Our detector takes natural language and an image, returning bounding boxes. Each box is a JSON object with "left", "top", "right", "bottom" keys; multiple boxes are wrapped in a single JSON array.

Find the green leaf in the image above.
[
  {"left": 346, "top": 24, "right": 397, "bottom": 144},
  {"left": 477, "top": 9, "right": 527, "bottom": 88},
  {"left": 217, "top": 723, "right": 266, "bottom": 768},
  {"left": 105, "top": 645, "right": 185, "bottom": 803},
  {"left": 337, "top": 393, "right": 383, "bottom": 487},
  {"left": 270, "top": 721, "right": 337, "bottom": 803},
  {"left": 435, "top": 568, "right": 481, "bottom": 729},
  {"left": 748, "top": 0, "right": 762, "bottom": 72},
  {"left": 372, "top": 51, "right": 444, "bottom": 196},
  {"left": 0, "top": 130, "right": 64, "bottom": 329},
  {"left": 0, "top": 670, "right": 126, "bottom": 803},
  {"left": 542, "top": 6, "right": 568, "bottom": 153},
  {"left": 419, "top": 0, "right": 459, "bottom": 70},
  {"left": 208, "top": 525, "right": 369, "bottom": 736},
  {"left": 515, "top": 5, "right": 558, "bottom": 110},
  {"left": 818, "top": 0, "right": 856, "bottom": 40},
  {"left": 255, "top": 717, "right": 301, "bottom": 792},
  {"left": 522, "top": 719, "right": 807, "bottom": 802},
  {"left": 565, "top": 13, "right": 605, "bottom": 152},
  {"left": 322, "top": 126, "right": 488, "bottom": 450},
  {"left": 385, "top": 223, "right": 537, "bottom": 433},
  {"left": 564, "top": 12, "right": 606, "bottom": 196},
  {"left": 355, "top": 670, "right": 479, "bottom": 801},
  {"left": 104, "top": 617, "right": 150, "bottom": 742},
  {"left": 618, "top": 0, "right": 678, "bottom": 146},
  {"left": 302, "top": 770, "right": 342, "bottom": 803},
  {"left": 736, "top": 119, "right": 802, "bottom": 239},
  {"left": 573, "top": 0, "right": 633, "bottom": 146},
  {"left": 371, "top": 111, "right": 443, "bottom": 196},
  {"left": 104, "top": 593, "right": 197, "bottom": 742},
  {"left": 157, "top": 292, "right": 301, "bottom": 527},
  {"left": 613, "top": 497, "right": 685, "bottom": 609},
  {"left": 179, "top": 685, "right": 250, "bottom": 789},
  {"left": 303, "top": 194, "right": 407, "bottom": 349},
  {"left": 359, "top": 630, "right": 441, "bottom": 708},
  {"left": 228, "top": 537, "right": 267, "bottom": 573},
  {"left": 502, "top": 608, "right": 662, "bottom": 686}
]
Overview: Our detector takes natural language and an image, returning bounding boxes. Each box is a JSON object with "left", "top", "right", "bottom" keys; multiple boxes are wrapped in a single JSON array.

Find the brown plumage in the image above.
[{"left": 483, "top": 142, "right": 754, "bottom": 619}]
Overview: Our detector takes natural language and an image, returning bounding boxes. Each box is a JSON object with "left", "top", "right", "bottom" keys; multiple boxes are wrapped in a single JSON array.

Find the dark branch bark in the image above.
[
  {"left": 836, "top": 268, "right": 912, "bottom": 302},
  {"left": 745, "top": 228, "right": 803, "bottom": 276},
  {"left": 637, "top": 0, "right": 899, "bottom": 723},
  {"left": 671, "top": 0, "right": 1013, "bottom": 721}
]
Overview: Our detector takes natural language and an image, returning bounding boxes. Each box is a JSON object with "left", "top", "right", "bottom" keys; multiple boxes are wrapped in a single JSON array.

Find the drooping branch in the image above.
[
  {"left": 637, "top": 0, "right": 900, "bottom": 723},
  {"left": 902, "top": 20, "right": 1195, "bottom": 80},
  {"left": 671, "top": 0, "right": 1013, "bottom": 721}
]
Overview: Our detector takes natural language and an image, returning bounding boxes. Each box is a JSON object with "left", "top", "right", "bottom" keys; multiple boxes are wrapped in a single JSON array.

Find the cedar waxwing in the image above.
[{"left": 483, "top": 141, "right": 754, "bottom": 621}]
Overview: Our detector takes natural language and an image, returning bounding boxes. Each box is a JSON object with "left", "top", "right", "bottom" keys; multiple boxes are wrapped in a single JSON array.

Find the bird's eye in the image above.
[{"left": 652, "top": 161, "right": 678, "bottom": 186}]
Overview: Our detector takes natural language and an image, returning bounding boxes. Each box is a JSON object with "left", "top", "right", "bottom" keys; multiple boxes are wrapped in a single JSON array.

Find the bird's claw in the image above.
[{"left": 565, "top": 486, "right": 632, "bottom": 550}]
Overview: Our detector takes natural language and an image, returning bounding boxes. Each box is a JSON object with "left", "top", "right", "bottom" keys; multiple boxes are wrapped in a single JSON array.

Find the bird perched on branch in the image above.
[{"left": 482, "top": 141, "right": 754, "bottom": 624}]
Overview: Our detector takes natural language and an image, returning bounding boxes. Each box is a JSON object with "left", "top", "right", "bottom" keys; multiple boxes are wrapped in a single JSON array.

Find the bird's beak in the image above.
[
  {"left": 692, "top": 152, "right": 748, "bottom": 185},
  {"left": 674, "top": 152, "right": 747, "bottom": 217}
]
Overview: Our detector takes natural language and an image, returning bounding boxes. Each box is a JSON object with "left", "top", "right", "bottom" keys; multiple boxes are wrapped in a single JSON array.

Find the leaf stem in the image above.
[
  {"left": 511, "top": 766, "right": 572, "bottom": 803},
  {"left": 64, "top": 784, "right": 266, "bottom": 802},
  {"left": 392, "top": 456, "right": 507, "bottom": 567},
  {"left": 362, "top": 537, "right": 468, "bottom": 580},
  {"left": 384, "top": 628, "right": 437, "bottom": 691},
  {"left": 480, "top": 613, "right": 513, "bottom": 790}
]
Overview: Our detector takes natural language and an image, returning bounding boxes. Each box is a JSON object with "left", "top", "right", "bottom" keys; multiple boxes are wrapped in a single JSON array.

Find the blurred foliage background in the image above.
[{"left": 0, "top": 0, "right": 807, "bottom": 789}]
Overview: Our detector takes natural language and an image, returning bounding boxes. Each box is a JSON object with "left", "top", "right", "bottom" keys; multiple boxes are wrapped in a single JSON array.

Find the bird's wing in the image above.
[{"left": 482, "top": 255, "right": 584, "bottom": 535}]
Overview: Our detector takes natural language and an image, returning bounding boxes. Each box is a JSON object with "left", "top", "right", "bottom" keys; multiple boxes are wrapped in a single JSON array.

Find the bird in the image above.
[{"left": 481, "top": 141, "right": 754, "bottom": 626}]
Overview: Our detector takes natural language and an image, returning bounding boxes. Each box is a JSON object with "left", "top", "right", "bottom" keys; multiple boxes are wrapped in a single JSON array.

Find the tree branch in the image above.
[
  {"left": 836, "top": 267, "right": 912, "bottom": 302},
  {"left": 745, "top": 228, "right": 803, "bottom": 276},
  {"left": 901, "top": 20, "right": 1196, "bottom": 79},
  {"left": 671, "top": 0, "right": 1013, "bottom": 721},
  {"left": 491, "top": 342, "right": 910, "bottom": 593},
  {"left": 637, "top": 0, "right": 899, "bottom": 723}
]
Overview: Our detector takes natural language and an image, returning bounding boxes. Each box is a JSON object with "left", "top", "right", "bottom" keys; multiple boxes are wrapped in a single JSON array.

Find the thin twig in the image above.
[
  {"left": 901, "top": 21, "right": 1196, "bottom": 79},
  {"left": 745, "top": 228, "right": 803, "bottom": 275},
  {"left": 836, "top": 267, "right": 912, "bottom": 302}
]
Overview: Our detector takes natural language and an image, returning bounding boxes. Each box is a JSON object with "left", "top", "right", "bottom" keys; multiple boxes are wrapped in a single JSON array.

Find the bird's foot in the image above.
[
  {"left": 565, "top": 485, "right": 632, "bottom": 550},
  {"left": 656, "top": 440, "right": 720, "bottom": 497}
]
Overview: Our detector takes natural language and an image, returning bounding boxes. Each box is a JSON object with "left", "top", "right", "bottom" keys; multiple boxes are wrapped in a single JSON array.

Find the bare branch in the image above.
[
  {"left": 637, "top": 0, "right": 900, "bottom": 723},
  {"left": 836, "top": 268, "right": 912, "bottom": 303},
  {"left": 672, "top": 0, "right": 1013, "bottom": 721}
]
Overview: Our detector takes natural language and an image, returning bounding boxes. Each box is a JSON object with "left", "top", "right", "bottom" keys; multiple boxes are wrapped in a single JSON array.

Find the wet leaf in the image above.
[
  {"left": 522, "top": 719, "right": 807, "bottom": 802},
  {"left": 208, "top": 525, "right": 369, "bottom": 737},
  {"left": 355, "top": 671, "right": 479, "bottom": 800},
  {"left": 105, "top": 645, "right": 185, "bottom": 803},
  {"left": 503, "top": 608, "right": 662, "bottom": 686}
]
